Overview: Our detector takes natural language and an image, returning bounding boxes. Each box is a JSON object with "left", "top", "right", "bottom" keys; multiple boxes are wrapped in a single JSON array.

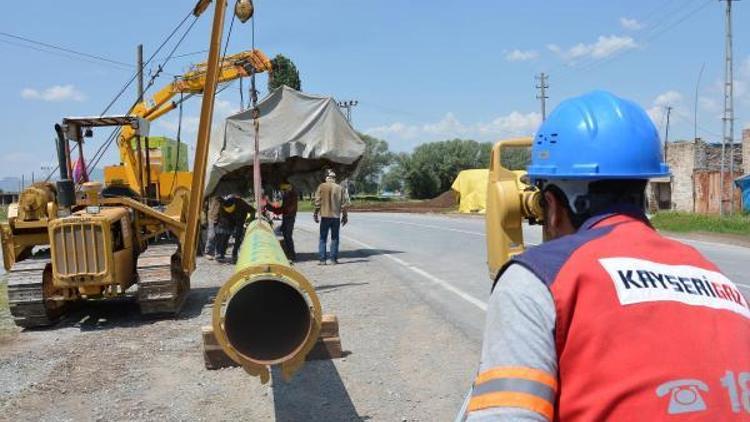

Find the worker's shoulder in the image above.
[{"left": 509, "top": 224, "right": 616, "bottom": 286}]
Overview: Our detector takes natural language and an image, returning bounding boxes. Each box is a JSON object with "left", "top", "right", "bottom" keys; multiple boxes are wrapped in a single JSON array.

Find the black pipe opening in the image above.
[{"left": 224, "top": 279, "right": 311, "bottom": 363}]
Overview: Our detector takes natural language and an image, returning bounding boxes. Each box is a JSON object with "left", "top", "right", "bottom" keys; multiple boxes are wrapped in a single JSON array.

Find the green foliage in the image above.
[
  {"left": 381, "top": 164, "right": 404, "bottom": 192},
  {"left": 0, "top": 205, "right": 7, "bottom": 223},
  {"left": 651, "top": 211, "right": 750, "bottom": 235},
  {"left": 351, "top": 133, "right": 395, "bottom": 194},
  {"left": 501, "top": 147, "right": 531, "bottom": 170},
  {"left": 398, "top": 139, "right": 493, "bottom": 199},
  {"left": 268, "top": 54, "right": 301, "bottom": 92}
]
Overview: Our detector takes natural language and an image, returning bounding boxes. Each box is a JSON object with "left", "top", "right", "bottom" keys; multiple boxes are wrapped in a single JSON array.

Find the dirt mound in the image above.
[
  {"left": 422, "top": 191, "right": 457, "bottom": 208},
  {"left": 350, "top": 191, "right": 457, "bottom": 213}
]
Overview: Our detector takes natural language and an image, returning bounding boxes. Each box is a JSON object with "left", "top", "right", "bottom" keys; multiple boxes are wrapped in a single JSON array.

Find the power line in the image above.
[{"left": 0, "top": 31, "right": 134, "bottom": 69}]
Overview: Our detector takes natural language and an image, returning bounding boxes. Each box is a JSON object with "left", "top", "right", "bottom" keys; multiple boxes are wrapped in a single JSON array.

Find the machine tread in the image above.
[
  {"left": 6, "top": 257, "right": 60, "bottom": 328},
  {"left": 136, "top": 244, "right": 190, "bottom": 315}
]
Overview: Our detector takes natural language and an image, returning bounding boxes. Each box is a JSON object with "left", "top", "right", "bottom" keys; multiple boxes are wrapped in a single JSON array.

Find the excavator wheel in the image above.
[
  {"left": 136, "top": 244, "right": 190, "bottom": 316},
  {"left": 7, "top": 257, "right": 69, "bottom": 328}
]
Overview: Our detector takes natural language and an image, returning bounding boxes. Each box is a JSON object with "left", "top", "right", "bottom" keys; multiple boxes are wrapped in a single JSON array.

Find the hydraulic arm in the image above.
[{"left": 111, "top": 49, "right": 272, "bottom": 198}]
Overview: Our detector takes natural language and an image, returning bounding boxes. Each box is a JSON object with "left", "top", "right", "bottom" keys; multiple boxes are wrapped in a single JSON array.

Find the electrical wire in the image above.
[
  {"left": 577, "top": 0, "right": 713, "bottom": 73},
  {"left": 99, "top": 10, "right": 195, "bottom": 116},
  {"left": 0, "top": 31, "right": 134, "bottom": 69},
  {"left": 44, "top": 7, "right": 200, "bottom": 182},
  {"left": 0, "top": 38, "right": 132, "bottom": 72}
]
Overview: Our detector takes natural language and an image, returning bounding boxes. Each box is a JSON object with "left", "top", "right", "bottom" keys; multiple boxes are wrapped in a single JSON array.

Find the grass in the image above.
[
  {"left": 651, "top": 211, "right": 750, "bottom": 236},
  {"left": 296, "top": 196, "right": 412, "bottom": 212}
]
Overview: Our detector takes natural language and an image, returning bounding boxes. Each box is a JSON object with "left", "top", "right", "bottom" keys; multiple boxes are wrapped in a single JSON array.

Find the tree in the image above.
[
  {"left": 398, "top": 139, "right": 493, "bottom": 199},
  {"left": 381, "top": 165, "right": 404, "bottom": 193},
  {"left": 351, "top": 133, "right": 395, "bottom": 194},
  {"left": 501, "top": 147, "right": 531, "bottom": 170},
  {"left": 268, "top": 54, "right": 301, "bottom": 92}
]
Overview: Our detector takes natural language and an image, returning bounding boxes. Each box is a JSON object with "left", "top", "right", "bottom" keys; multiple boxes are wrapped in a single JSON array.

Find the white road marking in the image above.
[
  {"left": 299, "top": 223, "right": 488, "bottom": 311},
  {"left": 361, "top": 217, "right": 487, "bottom": 237},
  {"left": 344, "top": 235, "right": 488, "bottom": 311}
]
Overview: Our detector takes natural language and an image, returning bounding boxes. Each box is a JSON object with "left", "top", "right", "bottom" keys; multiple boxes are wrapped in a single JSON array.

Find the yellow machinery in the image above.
[
  {"left": 485, "top": 137, "right": 544, "bottom": 281},
  {"left": 1, "top": 0, "right": 256, "bottom": 328},
  {"left": 104, "top": 48, "right": 272, "bottom": 203},
  {"left": 211, "top": 220, "right": 323, "bottom": 383}
]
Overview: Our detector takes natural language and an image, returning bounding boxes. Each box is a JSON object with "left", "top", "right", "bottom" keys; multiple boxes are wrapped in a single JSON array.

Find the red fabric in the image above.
[{"left": 550, "top": 215, "right": 750, "bottom": 421}]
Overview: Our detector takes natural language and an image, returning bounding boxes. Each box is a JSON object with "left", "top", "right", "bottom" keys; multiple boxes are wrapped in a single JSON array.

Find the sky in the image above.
[{"left": 1, "top": 0, "right": 749, "bottom": 180}]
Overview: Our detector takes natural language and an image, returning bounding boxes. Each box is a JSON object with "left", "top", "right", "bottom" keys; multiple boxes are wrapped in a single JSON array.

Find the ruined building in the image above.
[{"left": 648, "top": 128, "right": 749, "bottom": 214}]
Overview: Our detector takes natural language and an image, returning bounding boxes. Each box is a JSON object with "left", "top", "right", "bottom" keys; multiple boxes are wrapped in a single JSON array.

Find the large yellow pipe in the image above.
[{"left": 211, "top": 220, "right": 322, "bottom": 383}]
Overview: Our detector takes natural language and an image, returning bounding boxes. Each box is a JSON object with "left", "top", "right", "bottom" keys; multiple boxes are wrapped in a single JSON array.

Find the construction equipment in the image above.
[
  {"left": 485, "top": 137, "right": 543, "bottom": 281},
  {"left": 0, "top": 0, "right": 255, "bottom": 328},
  {"left": 104, "top": 48, "right": 272, "bottom": 203},
  {"left": 206, "top": 220, "right": 329, "bottom": 383}
]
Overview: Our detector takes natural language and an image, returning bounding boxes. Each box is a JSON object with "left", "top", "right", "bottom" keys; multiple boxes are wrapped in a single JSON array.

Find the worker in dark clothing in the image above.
[
  {"left": 267, "top": 182, "right": 298, "bottom": 262},
  {"left": 215, "top": 194, "right": 253, "bottom": 263},
  {"left": 204, "top": 196, "right": 221, "bottom": 260}
]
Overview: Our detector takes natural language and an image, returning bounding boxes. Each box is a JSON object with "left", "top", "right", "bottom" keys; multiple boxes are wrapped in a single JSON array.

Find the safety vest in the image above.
[{"left": 506, "top": 210, "right": 750, "bottom": 420}]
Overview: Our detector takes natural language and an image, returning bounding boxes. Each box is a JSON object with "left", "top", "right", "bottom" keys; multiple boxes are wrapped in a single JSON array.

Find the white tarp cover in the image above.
[{"left": 205, "top": 86, "right": 365, "bottom": 196}]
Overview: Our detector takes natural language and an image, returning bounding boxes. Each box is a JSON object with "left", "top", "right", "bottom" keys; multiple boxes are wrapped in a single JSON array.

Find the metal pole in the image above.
[
  {"left": 137, "top": 44, "right": 144, "bottom": 103},
  {"left": 183, "top": 0, "right": 229, "bottom": 274},
  {"left": 720, "top": 0, "right": 739, "bottom": 215},
  {"left": 694, "top": 62, "right": 705, "bottom": 142},
  {"left": 536, "top": 73, "right": 549, "bottom": 121},
  {"left": 664, "top": 106, "right": 672, "bottom": 163}
]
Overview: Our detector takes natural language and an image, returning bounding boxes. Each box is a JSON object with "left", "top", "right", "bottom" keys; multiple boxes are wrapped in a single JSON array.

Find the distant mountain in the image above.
[{"left": 0, "top": 168, "right": 104, "bottom": 193}]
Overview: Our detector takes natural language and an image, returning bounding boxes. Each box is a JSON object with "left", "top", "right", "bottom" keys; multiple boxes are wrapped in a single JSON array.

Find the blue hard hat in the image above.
[{"left": 527, "top": 90, "right": 670, "bottom": 183}]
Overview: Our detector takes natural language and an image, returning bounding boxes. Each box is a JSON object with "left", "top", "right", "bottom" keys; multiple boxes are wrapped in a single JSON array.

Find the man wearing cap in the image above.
[
  {"left": 314, "top": 170, "right": 350, "bottom": 265},
  {"left": 267, "top": 181, "right": 299, "bottom": 262},
  {"left": 462, "top": 91, "right": 750, "bottom": 421}
]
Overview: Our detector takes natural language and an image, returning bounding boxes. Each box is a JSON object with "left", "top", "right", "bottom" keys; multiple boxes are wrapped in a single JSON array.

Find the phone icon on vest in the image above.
[{"left": 656, "top": 379, "right": 709, "bottom": 415}]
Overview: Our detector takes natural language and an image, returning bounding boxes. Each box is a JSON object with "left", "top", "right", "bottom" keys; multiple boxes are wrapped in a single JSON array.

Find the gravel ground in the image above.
[{"left": 0, "top": 225, "right": 479, "bottom": 421}]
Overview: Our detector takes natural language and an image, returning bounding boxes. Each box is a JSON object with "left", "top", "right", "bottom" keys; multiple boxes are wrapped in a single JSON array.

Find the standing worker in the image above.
[
  {"left": 215, "top": 194, "right": 253, "bottom": 264},
  {"left": 463, "top": 91, "right": 750, "bottom": 421},
  {"left": 267, "top": 181, "right": 299, "bottom": 262},
  {"left": 204, "top": 195, "right": 221, "bottom": 260},
  {"left": 314, "top": 170, "right": 350, "bottom": 265}
]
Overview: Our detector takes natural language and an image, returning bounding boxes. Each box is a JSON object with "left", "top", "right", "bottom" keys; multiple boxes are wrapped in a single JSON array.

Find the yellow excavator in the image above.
[
  {"left": 0, "top": 0, "right": 259, "bottom": 328},
  {"left": 104, "top": 48, "right": 271, "bottom": 203}
]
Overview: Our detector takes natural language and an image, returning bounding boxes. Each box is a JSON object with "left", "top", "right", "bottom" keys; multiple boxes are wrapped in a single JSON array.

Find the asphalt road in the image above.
[{"left": 298, "top": 212, "right": 750, "bottom": 343}]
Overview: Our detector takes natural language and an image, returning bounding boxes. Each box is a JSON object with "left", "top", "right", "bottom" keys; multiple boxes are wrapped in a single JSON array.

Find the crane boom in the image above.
[{"left": 111, "top": 49, "right": 272, "bottom": 198}]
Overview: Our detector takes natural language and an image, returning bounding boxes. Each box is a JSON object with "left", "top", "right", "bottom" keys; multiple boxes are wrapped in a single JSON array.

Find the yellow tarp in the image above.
[{"left": 451, "top": 169, "right": 489, "bottom": 214}]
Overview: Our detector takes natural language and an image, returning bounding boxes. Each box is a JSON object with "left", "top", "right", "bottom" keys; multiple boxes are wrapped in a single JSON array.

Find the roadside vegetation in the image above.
[
  {"left": 0, "top": 205, "right": 7, "bottom": 223},
  {"left": 651, "top": 211, "right": 750, "bottom": 236}
]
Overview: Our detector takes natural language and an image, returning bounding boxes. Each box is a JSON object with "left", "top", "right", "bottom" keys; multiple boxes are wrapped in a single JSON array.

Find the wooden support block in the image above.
[
  {"left": 201, "top": 314, "right": 344, "bottom": 370},
  {"left": 306, "top": 336, "right": 343, "bottom": 360},
  {"left": 320, "top": 314, "right": 339, "bottom": 338}
]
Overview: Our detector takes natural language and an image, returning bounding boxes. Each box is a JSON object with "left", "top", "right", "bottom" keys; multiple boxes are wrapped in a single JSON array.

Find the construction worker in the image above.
[
  {"left": 267, "top": 181, "right": 299, "bottom": 262},
  {"left": 463, "top": 91, "right": 750, "bottom": 421},
  {"left": 215, "top": 194, "right": 253, "bottom": 264},
  {"left": 204, "top": 195, "right": 221, "bottom": 260},
  {"left": 314, "top": 170, "right": 350, "bottom": 265}
]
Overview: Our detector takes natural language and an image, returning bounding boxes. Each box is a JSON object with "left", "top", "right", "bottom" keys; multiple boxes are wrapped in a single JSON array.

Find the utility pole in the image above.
[
  {"left": 337, "top": 100, "right": 358, "bottom": 124},
  {"left": 694, "top": 62, "right": 705, "bottom": 142},
  {"left": 664, "top": 106, "right": 673, "bottom": 163},
  {"left": 536, "top": 73, "right": 549, "bottom": 121},
  {"left": 137, "top": 44, "right": 144, "bottom": 102},
  {"left": 720, "top": 0, "right": 739, "bottom": 215}
]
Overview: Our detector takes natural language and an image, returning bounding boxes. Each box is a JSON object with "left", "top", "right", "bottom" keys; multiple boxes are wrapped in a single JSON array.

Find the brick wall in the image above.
[
  {"left": 744, "top": 128, "right": 750, "bottom": 175},
  {"left": 666, "top": 140, "right": 697, "bottom": 211}
]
